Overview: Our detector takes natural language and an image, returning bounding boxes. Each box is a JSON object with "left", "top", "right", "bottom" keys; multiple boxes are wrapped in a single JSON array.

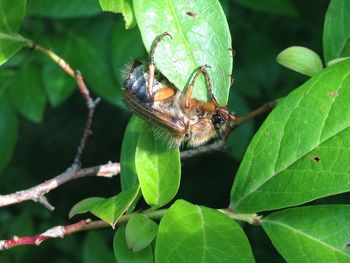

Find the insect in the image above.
[{"left": 123, "top": 32, "right": 236, "bottom": 148}]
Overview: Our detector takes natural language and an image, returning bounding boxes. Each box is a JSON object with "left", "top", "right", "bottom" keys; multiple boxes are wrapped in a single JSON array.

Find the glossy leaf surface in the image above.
[
  {"left": 231, "top": 59, "right": 350, "bottom": 213},
  {"left": 134, "top": 0, "right": 232, "bottom": 105},
  {"left": 277, "top": 46, "right": 323, "bottom": 77},
  {"left": 262, "top": 205, "right": 350, "bottom": 262},
  {"left": 135, "top": 126, "right": 180, "bottom": 207},
  {"left": 155, "top": 200, "right": 255, "bottom": 263}
]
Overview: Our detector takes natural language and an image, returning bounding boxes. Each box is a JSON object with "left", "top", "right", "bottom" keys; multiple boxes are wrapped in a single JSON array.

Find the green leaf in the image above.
[
  {"left": 232, "top": 0, "right": 298, "bottom": 17},
  {"left": 27, "top": 0, "right": 101, "bottom": 19},
  {"left": 155, "top": 200, "right": 255, "bottom": 263},
  {"left": 126, "top": 214, "right": 158, "bottom": 252},
  {"left": 82, "top": 232, "right": 115, "bottom": 263},
  {"left": 111, "top": 19, "right": 146, "bottom": 88},
  {"left": 0, "top": 0, "right": 26, "bottom": 32},
  {"left": 239, "top": 33, "right": 280, "bottom": 90},
  {"left": 230, "top": 59, "right": 350, "bottom": 213},
  {"left": 227, "top": 92, "right": 254, "bottom": 160},
  {"left": 262, "top": 205, "right": 350, "bottom": 262},
  {"left": 9, "top": 64, "right": 46, "bottom": 123},
  {"left": 120, "top": 116, "right": 143, "bottom": 190},
  {"left": 0, "top": 0, "right": 28, "bottom": 65},
  {"left": 90, "top": 185, "right": 140, "bottom": 227},
  {"left": 323, "top": 0, "right": 350, "bottom": 63},
  {"left": 135, "top": 125, "right": 180, "bottom": 207},
  {"left": 277, "top": 46, "right": 323, "bottom": 77},
  {"left": 50, "top": 18, "right": 121, "bottom": 105},
  {"left": 43, "top": 60, "right": 75, "bottom": 107},
  {"left": 69, "top": 197, "right": 105, "bottom": 218},
  {"left": 99, "top": 0, "right": 135, "bottom": 29},
  {"left": 134, "top": 0, "right": 232, "bottom": 106},
  {"left": 327, "top": 57, "right": 350, "bottom": 67},
  {"left": 114, "top": 226, "right": 154, "bottom": 263},
  {"left": 0, "top": 98, "right": 18, "bottom": 174},
  {"left": 0, "top": 33, "right": 28, "bottom": 66}
]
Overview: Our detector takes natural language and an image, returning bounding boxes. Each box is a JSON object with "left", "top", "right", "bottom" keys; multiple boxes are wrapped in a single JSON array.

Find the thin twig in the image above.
[
  {"left": 180, "top": 99, "right": 278, "bottom": 159},
  {"left": 0, "top": 209, "right": 168, "bottom": 251},
  {"left": 30, "top": 43, "right": 100, "bottom": 170},
  {"left": 0, "top": 208, "right": 260, "bottom": 251},
  {"left": 0, "top": 162, "right": 120, "bottom": 209}
]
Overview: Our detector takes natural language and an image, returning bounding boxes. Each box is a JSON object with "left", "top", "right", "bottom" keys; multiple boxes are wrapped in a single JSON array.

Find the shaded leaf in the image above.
[
  {"left": 135, "top": 125, "right": 180, "bottom": 207},
  {"left": 27, "top": 0, "right": 101, "bottom": 19},
  {"left": 240, "top": 33, "right": 280, "bottom": 90},
  {"left": 155, "top": 200, "right": 255, "bottom": 263},
  {"left": 69, "top": 197, "right": 105, "bottom": 218},
  {"left": 0, "top": 0, "right": 26, "bottom": 32},
  {"left": 111, "top": 19, "right": 146, "bottom": 88},
  {"left": 277, "top": 46, "right": 323, "bottom": 77},
  {"left": 262, "top": 205, "right": 350, "bottom": 262},
  {"left": 114, "top": 226, "right": 153, "bottom": 263},
  {"left": 323, "top": 0, "right": 350, "bottom": 62},
  {"left": 0, "top": 98, "right": 18, "bottom": 174},
  {"left": 82, "top": 232, "right": 115, "bottom": 263},
  {"left": 231, "top": 59, "right": 350, "bottom": 213},
  {"left": 48, "top": 17, "right": 121, "bottom": 105},
  {"left": 134, "top": 0, "right": 232, "bottom": 106},
  {"left": 0, "top": 33, "right": 28, "bottom": 66},
  {"left": 227, "top": 92, "right": 254, "bottom": 160},
  {"left": 43, "top": 60, "right": 75, "bottom": 107},
  {"left": 99, "top": 0, "right": 135, "bottom": 29},
  {"left": 232, "top": 0, "right": 298, "bottom": 16},
  {"left": 126, "top": 214, "right": 158, "bottom": 252},
  {"left": 9, "top": 63, "right": 46, "bottom": 123},
  {"left": 120, "top": 115, "right": 143, "bottom": 191}
]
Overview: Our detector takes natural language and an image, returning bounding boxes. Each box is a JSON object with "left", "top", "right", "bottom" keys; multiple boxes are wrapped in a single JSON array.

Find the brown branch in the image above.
[
  {"left": 0, "top": 162, "right": 120, "bottom": 209},
  {"left": 0, "top": 209, "right": 168, "bottom": 251},
  {"left": 181, "top": 99, "right": 278, "bottom": 159},
  {"left": 30, "top": 43, "right": 100, "bottom": 170},
  {"left": 0, "top": 219, "right": 105, "bottom": 251},
  {"left": 0, "top": 207, "right": 260, "bottom": 251}
]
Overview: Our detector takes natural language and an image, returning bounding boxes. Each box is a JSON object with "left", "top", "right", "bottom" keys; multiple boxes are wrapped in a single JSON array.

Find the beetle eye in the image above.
[{"left": 212, "top": 113, "right": 224, "bottom": 126}]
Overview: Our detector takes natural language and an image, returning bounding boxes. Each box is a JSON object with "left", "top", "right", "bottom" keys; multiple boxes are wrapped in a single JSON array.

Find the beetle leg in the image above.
[
  {"left": 148, "top": 32, "right": 172, "bottom": 100},
  {"left": 183, "top": 64, "right": 216, "bottom": 109}
]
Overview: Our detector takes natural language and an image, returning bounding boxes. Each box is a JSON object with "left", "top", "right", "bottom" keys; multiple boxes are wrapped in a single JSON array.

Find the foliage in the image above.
[{"left": 1, "top": 0, "right": 350, "bottom": 262}]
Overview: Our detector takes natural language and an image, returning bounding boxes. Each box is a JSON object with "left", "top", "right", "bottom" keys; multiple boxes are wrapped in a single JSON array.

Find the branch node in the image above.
[{"left": 36, "top": 195, "right": 55, "bottom": 211}]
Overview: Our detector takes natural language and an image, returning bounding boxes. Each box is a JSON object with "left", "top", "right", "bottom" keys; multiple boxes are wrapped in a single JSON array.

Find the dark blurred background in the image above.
[{"left": 0, "top": 0, "right": 329, "bottom": 262}]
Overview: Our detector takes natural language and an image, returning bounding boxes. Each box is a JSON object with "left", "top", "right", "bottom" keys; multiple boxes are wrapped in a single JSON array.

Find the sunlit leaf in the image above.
[
  {"left": 155, "top": 200, "right": 255, "bottom": 263},
  {"left": 277, "top": 46, "right": 323, "bottom": 77},
  {"left": 99, "top": 0, "right": 135, "bottom": 29},
  {"left": 262, "top": 205, "right": 350, "bottom": 262},
  {"left": 136, "top": 126, "right": 180, "bottom": 207},
  {"left": 134, "top": 0, "right": 232, "bottom": 106},
  {"left": 231, "top": 59, "right": 350, "bottom": 213},
  {"left": 90, "top": 186, "right": 140, "bottom": 227}
]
